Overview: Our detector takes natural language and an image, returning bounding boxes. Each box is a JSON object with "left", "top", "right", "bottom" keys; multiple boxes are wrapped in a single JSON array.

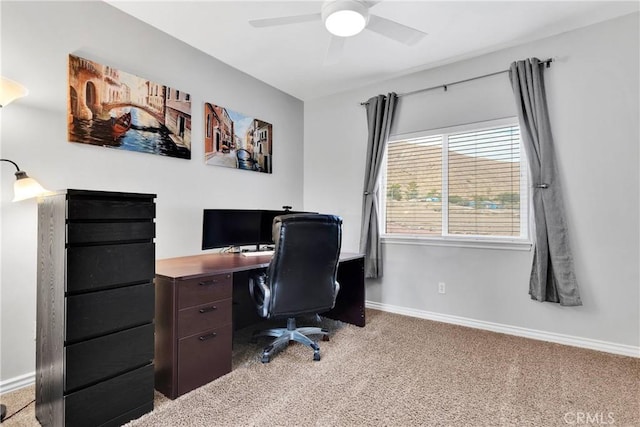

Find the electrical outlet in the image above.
[{"left": 438, "top": 282, "right": 446, "bottom": 294}]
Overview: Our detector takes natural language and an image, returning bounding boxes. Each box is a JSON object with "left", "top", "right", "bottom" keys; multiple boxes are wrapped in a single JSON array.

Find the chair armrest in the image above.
[{"left": 249, "top": 272, "right": 271, "bottom": 318}]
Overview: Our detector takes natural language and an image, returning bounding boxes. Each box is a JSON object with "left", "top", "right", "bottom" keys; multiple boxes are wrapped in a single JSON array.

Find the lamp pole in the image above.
[
  {"left": 0, "top": 77, "right": 30, "bottom": 421},
  {"left": 0, "top": 158, "right": 17, "bottom": 421},
  {"left": 0, "top": 158, "right": 21, "bottom": 172}
]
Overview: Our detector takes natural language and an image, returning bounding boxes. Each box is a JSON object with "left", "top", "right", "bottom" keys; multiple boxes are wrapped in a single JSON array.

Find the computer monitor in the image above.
[
  {"left": 202, "top": 209, "right": 262, "bottom": 250},
  {"left": 202, "top": 208, "right": 314, "bottom": 250},
  {"left": 258, "top": 209, "right": 308, "bottom": 244}
]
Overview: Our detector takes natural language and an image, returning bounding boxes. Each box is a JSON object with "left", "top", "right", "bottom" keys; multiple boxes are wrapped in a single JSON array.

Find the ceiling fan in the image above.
[{"left": 248, "top": 0, "right": 427, "bottom": 64}]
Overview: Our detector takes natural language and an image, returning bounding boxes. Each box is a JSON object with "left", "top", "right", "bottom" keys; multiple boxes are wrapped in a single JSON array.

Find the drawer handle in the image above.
[
  {"left": 199, "top": 279, "right": 218, "bottom": 286},
  {"left": 199, "top": 333, "right": 217, "bottom": 341},
  {"left": 199, "top": 306, "right": 217, "bottom": 313}
]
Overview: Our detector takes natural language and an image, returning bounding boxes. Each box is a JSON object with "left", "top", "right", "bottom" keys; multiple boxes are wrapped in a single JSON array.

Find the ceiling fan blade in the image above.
[
  {"left": 366, "top": 14, "right": 427, "bottom": 46},
  {"left": 361, "top": 1, "right": 382, "bottom": 8},
  {"left": 324, "top": 36, "right": 346, "bottom": 65},
  {"left": 249, "top": 13, "right": 321, "bottom": 28}
]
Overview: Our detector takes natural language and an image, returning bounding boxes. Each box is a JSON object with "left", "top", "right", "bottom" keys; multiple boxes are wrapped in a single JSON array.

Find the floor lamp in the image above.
[
  {"left": 0, "top": 76, "right": 49, "bottom": 422},
  {"left": 0, "top": 158, "right": 51, "bottom": 422}
]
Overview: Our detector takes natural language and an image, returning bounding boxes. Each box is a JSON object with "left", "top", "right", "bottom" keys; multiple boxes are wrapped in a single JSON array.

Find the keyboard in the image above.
[{"left": 241, "top": 250, "right": 274, "bottom": 257}]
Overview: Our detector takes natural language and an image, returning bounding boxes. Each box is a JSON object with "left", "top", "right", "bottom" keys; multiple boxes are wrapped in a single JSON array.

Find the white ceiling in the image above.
[{"left": 106, "top": 1, "right": 639, "bottom": 101}]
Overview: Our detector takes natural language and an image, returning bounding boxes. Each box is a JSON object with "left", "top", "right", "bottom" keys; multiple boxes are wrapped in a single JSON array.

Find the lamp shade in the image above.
[
  {"left": 0, "top": 76, "right": 29, "bottom": 108},
  {"left": 12, "top": 171, "right": 52, "bottom": 202},
  {"left": 1, "top": 159, "right": 52, "bottom": 202},
  {"left": 322, "top": 0, "right": 368, "bottom": 37}
]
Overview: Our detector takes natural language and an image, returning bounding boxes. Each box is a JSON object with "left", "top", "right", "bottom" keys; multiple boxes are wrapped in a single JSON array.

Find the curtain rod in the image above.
[{"left": 360, "top": 57, "right": 554, "bottom": 106}]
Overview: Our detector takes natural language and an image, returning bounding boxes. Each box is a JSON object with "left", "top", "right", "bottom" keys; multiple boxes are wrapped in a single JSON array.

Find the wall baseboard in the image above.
[
  {"left": 0, "top": 371, "right": 35, "bottom": 395},
  {"left": 365, "top": 301, "right": 640, "bottom": 358}
]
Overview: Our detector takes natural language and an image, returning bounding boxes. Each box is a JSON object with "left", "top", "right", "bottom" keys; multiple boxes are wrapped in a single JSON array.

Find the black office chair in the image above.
[{"left": 249, "top": 213, "right": 342, "bottom": 363}]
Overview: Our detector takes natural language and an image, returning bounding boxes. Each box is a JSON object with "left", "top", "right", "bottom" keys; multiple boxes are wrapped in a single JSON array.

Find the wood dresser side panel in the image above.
[
  {"left": 154, "top": 276, "right": 178, "bottom": 399},
  {"left": 35, "top": 193, "right": 67, "bottom": 427}
]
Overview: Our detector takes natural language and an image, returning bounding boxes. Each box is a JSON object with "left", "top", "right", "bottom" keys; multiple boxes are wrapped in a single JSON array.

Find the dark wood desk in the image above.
[{"left": 154, "top": 252, "right": 365, "bottom": 399}]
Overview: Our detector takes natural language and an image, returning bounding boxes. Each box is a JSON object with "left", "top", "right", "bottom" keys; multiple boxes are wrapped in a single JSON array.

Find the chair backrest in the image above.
[{"left": 266, "top": 213, "right": 342, "bottom": 318}]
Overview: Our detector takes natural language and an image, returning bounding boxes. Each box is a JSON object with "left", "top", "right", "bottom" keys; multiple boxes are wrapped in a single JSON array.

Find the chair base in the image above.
[{"left": 252, "top": 317, "right": 329, "bottom": 363}]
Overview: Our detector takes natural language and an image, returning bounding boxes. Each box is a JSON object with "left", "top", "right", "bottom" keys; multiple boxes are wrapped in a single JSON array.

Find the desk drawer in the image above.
[
  {"left": 178, "top": 298, "right": 232, "bottom": 339},
  {"left": 177, "top": 274, "right": 232, "bottom": 309},
  {"left": 177, "top": 325, "right": 232, "bottom": 396}
]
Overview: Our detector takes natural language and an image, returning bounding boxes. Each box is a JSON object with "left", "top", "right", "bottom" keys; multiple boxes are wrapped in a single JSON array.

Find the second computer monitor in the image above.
[{"left": 259, "top": 210, "right": 309, "bottom": 244}]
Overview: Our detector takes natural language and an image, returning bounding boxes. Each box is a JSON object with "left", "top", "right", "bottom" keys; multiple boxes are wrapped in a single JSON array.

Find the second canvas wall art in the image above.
[
  {"left": 204, "top": 102, "right": 273, "bottom": 174},
  {"left": 68, "top": 54, "right": 192, "bottom": 159}
]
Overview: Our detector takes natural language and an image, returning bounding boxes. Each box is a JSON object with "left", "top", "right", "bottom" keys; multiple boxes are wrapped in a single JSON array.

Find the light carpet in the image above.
[{"left": 1, "top": 309, "right": 638, "bottom": 426}]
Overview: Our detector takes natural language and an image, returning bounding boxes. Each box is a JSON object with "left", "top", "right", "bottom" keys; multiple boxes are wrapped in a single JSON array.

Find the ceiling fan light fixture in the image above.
[{"left": 322, "top": 0, "right": 368, "bottom": 37}]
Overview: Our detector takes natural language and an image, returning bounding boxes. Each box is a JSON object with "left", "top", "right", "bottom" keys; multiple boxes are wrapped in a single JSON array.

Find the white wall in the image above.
[
  {"left": 0, "top": 1, "right": 304, "bottom": 384},
  {"left": 305, "top": 14, "right": 639, "bottom": 351}
]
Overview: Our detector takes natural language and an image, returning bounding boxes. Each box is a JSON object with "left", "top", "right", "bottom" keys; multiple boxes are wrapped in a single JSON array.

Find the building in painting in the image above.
[
  {"left": 102, "top": 65, "right": 130, "bottom": 104},
  {"left": 146, "top": 82, "right": 165, "bottom": 116},
  {"left": 243, "top": 126, "right": 255, "bottom": 154},
  {"left": 165, "top": 87, "right": 192, "bottom": 150},
  {"left": 135, "top": 80, "right": 147, "bottom": 105},
  {"left": 204, "top": 103, "right": 234, "bottom": 155},
  {"left": 68, "top": 54, "right": 104, "bottom": 120},
  {"left": 251, "top": 119, "right": 272, "bottom": 173},
  {"left": 68, "top": 55, "right": 137, "bottom": 123}
]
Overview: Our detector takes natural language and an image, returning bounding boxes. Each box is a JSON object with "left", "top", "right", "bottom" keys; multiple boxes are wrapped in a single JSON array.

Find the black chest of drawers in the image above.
[{"left": 36, "top": 190, "right": 156, "bottom": 427}]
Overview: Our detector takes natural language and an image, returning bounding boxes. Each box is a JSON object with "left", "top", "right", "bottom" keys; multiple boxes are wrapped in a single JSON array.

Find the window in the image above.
[{"left": 381, "top": 118, "right": 529, "bottom": 244}]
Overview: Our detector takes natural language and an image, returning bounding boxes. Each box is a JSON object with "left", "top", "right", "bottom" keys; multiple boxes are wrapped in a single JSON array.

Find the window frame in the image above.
[{"left": 379, "top": 117, "right": 532, "bottom": 250}]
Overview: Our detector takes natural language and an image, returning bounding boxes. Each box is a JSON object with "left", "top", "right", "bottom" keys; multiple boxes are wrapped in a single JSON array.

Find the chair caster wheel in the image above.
[
  {"left": 313, "top": 352, "right": 321, "bottom": 361},
  {"left": 322, "top": 335, "right": 330, "bottom": 342},
  {"left": 261, "top": 355, "right": 270, "bottom": 363}
]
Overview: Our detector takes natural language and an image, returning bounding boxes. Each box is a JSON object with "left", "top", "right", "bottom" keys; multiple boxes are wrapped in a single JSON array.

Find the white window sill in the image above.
[{"left": 381, "top": 235, "right": 533, "bottom": 251}]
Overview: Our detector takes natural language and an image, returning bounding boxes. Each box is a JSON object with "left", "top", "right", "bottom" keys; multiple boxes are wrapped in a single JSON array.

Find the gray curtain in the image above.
[
  {"left": 509, "top": 58, "right": 582, "bottom": 306},
  {"left": 359, "top": 93, "right": 398, "bottom": 279}
]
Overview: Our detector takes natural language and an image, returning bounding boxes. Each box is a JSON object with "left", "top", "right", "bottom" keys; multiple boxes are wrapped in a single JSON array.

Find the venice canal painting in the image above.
[
  {"left": 204, "top": 102, "right": 273, "bottom": 174},
  {"left": 68, "top": 54, "right": 191, "bottom": 159}
]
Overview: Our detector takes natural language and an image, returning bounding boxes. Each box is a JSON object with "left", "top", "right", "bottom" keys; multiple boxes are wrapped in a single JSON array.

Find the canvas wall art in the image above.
[
  {"left": 68, "top": 54, "right": 191, "bottom": 159},
  {"left": 204, "top": 102, "right": 273, "bottom": 173}
]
